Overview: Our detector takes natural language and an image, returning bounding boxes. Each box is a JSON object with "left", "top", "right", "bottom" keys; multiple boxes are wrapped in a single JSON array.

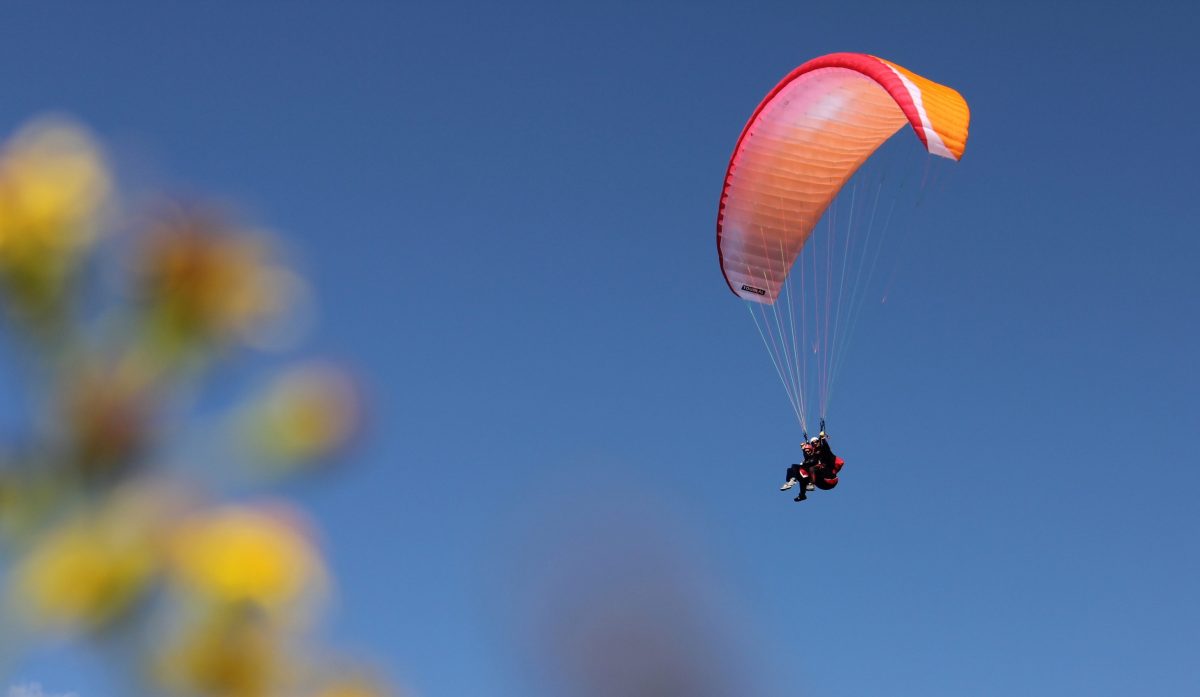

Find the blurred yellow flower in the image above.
[
  {"left": 242, "top": 363, "right": 360, "bottom": 467},
  {"left": 0, "top": 117, "right": 111, "bottom": 317},
  {"left": 0, "top": 117, "right": 110, "bottom": 257},
  {"left": 157, "top": 603, "right": 284, "bottom": 697},
  {"left": 8, "top": 497, "right": 159, "bottom": 632},
  {"left": 169, "top": 505, "right": 327, "bottom": 615},
  {"left": 136, "top": 211, "right": 292, "bottom": 351}
]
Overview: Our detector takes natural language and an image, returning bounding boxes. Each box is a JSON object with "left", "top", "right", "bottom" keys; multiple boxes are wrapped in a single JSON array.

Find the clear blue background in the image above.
[{"left": 2, "top": 1, "right": 1197, "bottom": 695}]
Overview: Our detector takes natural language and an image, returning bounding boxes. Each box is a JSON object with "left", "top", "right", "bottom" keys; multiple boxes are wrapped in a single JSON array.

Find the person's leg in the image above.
[
  {"left": 781, "top": 464, "right": 801, "bottom": 490},
  {"left": 793, "top": 465, "right": 809, "bottom": 500}
]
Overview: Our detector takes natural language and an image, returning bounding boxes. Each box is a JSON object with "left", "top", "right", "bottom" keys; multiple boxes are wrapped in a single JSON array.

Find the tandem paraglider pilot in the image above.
[{"left": 779, "top": 430, "right": 843, "bottom": 502}]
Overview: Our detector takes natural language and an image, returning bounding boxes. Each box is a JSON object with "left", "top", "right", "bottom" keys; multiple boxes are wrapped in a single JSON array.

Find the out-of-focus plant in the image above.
[
  {"left": 0, "top": 117, "right": 395, "bottom": 697},
  {"left": 0, "top": 118, "right": 110, "bottom": 327}
]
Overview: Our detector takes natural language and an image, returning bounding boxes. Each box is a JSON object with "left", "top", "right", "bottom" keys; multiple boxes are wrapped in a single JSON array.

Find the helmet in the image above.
[{"left": 808, "top": 437, "right": 820, "bottom": 446}]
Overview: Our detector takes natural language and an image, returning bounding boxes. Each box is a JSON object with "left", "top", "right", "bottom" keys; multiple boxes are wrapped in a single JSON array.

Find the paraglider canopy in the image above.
[
  {"left": 717, "top": 52, "right": 970, "bottom": 304},
  {"left": 715, "top": 52, "right": 970, "bottom": 430}
]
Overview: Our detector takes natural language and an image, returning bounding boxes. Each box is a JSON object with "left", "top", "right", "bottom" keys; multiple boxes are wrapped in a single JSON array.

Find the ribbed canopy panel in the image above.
[{"left": 717, "top": 53, "right": 970, "bottom": 304}]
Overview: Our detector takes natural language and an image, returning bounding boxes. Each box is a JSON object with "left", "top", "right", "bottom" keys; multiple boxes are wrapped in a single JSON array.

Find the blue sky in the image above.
[{"left": 2, "top": 1, "right": 1198, "bottom": 695}]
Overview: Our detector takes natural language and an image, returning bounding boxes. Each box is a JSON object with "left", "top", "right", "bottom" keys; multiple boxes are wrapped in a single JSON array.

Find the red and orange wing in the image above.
[{"left": 717, "top": 53, "right": 970, "bottom": 304}]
